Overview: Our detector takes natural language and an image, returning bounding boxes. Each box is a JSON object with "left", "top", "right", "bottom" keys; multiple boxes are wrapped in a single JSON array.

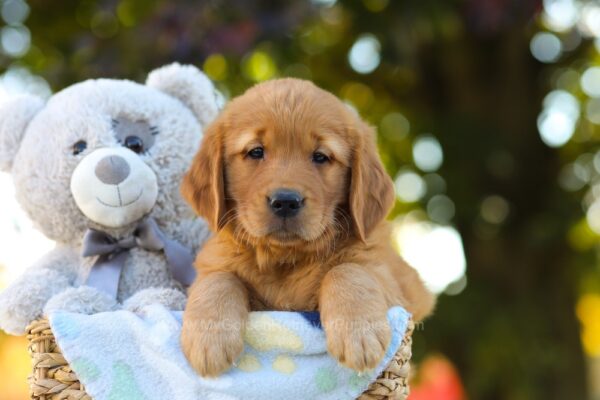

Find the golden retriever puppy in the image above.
[{"left": 180, "top": 78, "right": 435, "bottom": 377}]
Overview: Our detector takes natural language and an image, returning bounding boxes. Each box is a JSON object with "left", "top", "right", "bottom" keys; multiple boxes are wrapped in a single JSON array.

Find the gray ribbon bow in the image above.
[{"left": 82, "top": 218, "right": 196, "bottom": 299}]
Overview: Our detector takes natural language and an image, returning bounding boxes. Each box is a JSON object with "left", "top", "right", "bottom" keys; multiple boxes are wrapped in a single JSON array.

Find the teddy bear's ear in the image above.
[
  {"left": 146, "top": 63, "right": 221, "bottom": 127},
  {"left": 0, "top": 94, "right": 44, "bottom": 172}
]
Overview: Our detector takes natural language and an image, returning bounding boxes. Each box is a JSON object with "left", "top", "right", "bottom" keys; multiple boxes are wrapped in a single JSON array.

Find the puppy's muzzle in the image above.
[{"left": 268, "top": 189, "right": 304, "bottom": 218}]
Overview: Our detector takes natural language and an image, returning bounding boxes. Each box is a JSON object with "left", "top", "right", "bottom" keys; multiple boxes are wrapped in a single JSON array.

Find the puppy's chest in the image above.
[{"left": 242, "top": 265, "right": 325, "bottom": 311}]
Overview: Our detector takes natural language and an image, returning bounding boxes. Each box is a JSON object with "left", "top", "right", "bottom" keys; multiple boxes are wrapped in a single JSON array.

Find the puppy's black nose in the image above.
[{"left": 269, "top": 189, "right": 304, "bottom": 218}]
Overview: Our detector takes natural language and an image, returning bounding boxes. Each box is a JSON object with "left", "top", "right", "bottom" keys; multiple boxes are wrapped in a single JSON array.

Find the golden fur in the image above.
[{"left": 180, "top": 78, "right": 435, "bottom": 377}]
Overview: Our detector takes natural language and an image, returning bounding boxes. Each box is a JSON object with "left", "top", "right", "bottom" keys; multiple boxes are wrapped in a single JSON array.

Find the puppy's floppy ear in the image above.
[
  {"left": 349, "top": 120, "right": 395, "bottom": 242},
  {"left": 181, "top": 120, "right": 226, "bottom": 231}
]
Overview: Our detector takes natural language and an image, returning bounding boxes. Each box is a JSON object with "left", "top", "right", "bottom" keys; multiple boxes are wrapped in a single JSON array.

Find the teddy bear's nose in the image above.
[{"left": 95, "top": 155, "right": 131, "bottom": 185}]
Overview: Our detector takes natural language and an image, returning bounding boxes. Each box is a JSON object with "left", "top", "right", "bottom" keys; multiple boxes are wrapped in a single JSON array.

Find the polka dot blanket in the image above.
[{"left": 49, "top": 305, "right": 410, "bottom": 400}]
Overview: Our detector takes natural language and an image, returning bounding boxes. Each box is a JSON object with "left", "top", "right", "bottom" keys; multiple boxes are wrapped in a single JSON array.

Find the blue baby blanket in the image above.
[{"left": 49, "top": 305, "right": 410, "bottom": 400}]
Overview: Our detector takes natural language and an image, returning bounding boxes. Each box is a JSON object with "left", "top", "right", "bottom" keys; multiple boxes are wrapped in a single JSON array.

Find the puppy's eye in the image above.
[
  {"left": 247, "top": 147, "right": 264, "bottom": 160},
  {"left": 72, "top": 140, "right": 87, "bottom": 155},
  {"left": 312, "top": 151, "right": 330, "bottom": 164},
  {"left": 124, "top": 135, "right": 144, "bottom": 154}
]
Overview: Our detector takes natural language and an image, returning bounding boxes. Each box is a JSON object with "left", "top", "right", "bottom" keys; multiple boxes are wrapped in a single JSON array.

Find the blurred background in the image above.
[{"left": 0, "top": 0, "right": 599, "bottom": 399}]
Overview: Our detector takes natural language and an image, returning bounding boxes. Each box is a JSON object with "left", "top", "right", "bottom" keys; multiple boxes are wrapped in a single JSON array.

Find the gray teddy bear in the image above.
[{"left": 0, "top": 63, "right": 216, "bottom": 335}]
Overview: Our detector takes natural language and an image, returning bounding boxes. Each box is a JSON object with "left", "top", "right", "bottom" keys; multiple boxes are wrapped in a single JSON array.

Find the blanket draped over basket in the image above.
[{"left": 27, "top": 306, "right": 413, "bottom": 400}]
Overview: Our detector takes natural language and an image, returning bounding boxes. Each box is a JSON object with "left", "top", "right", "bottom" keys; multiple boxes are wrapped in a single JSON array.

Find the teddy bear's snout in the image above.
[
  {"left": 95, "top": 155, "right": 131, "bottom": 185},
  {"left": 70, "top": 147, "right": 159, "bottom": 228}
]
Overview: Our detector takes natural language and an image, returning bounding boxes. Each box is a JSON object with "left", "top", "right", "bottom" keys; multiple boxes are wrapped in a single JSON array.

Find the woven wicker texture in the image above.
[
  {"left": 358, "top": 321, "right": 413, "bottom": 400},
  {"left": 27, "top": 319, "right": 91, "bottom": 400},
  {"left": 27, "top": 318, "right": 412, "bottom": 400}
]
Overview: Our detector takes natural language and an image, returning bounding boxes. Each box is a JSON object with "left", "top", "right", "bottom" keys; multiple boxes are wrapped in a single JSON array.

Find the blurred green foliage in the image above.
[{"left": 1, "top": 0, "right": 598, "bottom": 398}]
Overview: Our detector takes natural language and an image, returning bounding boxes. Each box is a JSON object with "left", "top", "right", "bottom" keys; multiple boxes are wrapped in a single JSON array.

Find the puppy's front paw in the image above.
[
  {"left": 181, "top": 317, "right": 245, "bottom": 377},
  {"left": 324, "top": 315, "right": 391, "bottom": 372}
]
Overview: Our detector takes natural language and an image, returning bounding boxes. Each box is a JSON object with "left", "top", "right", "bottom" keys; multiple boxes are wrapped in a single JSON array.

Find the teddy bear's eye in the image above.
[
  {"left": 72, "top": 140, "right": 87, "bottom": 155},
  {"left": 124, "top": 135, "right": 144, "bottom": 154}
]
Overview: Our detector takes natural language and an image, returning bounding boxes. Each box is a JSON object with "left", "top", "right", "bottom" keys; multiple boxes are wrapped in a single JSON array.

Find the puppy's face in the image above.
[
  {"left": 222, "top": 93, "right": 352, "bottom": 245},
  {"left": 183, "top": 79, "right": 394, "bottom": 248}
]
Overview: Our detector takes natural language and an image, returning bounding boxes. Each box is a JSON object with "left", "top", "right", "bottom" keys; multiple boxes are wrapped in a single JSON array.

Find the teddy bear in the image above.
[{"left": 0, "top": 63, "right": 218, "bottom": 335}]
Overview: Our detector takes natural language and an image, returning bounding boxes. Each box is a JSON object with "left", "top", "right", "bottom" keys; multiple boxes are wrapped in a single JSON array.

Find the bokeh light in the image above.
[
  {"left": 581, "top": 66, "right": 600, "bottom": 98},
  {"left": 242, "top": 50, "right": 278, "bottom": 82},
  {"left": 577, "top": 294, "right": 600, "bottom": 356},
  {"left": 541, "top": 0, "right": 579, "bottom": 32},
  {"left": 537, "top": 109, "right": 577, "bottom": 147},
  {"left": 559, "top": 162, "right": 590, "bottom": 191},
  {"left": 409, "top": 354, "right": 466, "bottom": 400},
  {"left": 203, "top": 53, "right": 228, "bottom": 81},
  {"left": 427, "top": 194, "right": 455, "bottom": 224},
  {"left": 1, "top": 25, "right": 29, "bottom": 57},
  {"left": 480, "top": 195, "right": 510, "bottom": 225},
  {"left": 423, "top": 173, "right": 447, "bottom": 196},
  {"left": 1, "top": 0, "right": 29, "bottom": 25},
  {"left": 394, "top": 169, "right": 426, "bottom": 203},
  {"left": 544, "top": 90, "right": 581, "bottom": 117},
  {"left": 394, "top": 216, "right": 466, "bottom": 294},
  {"left": 585, "top": 200, "right": 600, "bottom": 234},
  {"left": 586, "top": 98, "right": 600, "bottom": 124},
  {"left": 0, "top": 334, "right": 29, "bottom": 400},
  {"left": 379, "top": 112, "right": 410, "bottom": 142},
  {"left": 116, "top": 0, "right": 137, "bottom": 27},
  {"left": 578, "top": 3, "right": 600, "bottom": 37},
  {"left": 530, "top": 32, "right": 562, "bottom": 63},
  {"left": 538, "top": 90, "right": 580, "bottom": 147},
  {"left": 348, "top": 34, "right": 381, "bottom": 74},
  {"left": 340, "top": 81, "right": 374, "bottom": 110},
  {"left": 412, "top": 134, "right": 443, "bottom": 172}
]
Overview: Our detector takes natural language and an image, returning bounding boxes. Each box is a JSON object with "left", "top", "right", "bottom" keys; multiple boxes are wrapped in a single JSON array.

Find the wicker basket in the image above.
[{"left": 26, "top": 318, "right": 413, "bottom": 400}]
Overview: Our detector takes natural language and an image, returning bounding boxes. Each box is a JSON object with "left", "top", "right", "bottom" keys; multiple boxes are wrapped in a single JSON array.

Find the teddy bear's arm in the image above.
[
  {"left": 0, "top": 245, "right": 80, "bottom": 335},
  {"left": 123, "top": 287, "right": 187, "bottom": 313}
]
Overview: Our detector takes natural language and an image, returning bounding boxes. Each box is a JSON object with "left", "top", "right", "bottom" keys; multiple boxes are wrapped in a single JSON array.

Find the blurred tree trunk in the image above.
[{"left": 418, "top": 14, "right": 588, "bottom": 400}]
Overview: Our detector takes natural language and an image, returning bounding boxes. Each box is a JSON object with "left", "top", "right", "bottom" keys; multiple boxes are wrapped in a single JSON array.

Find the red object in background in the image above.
[{"left": 409, "top": 354, "right": 466, "bottom": 400}]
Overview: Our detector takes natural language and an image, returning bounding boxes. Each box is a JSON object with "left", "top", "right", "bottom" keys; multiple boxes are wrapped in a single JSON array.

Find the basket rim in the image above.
[{"left": 25, "top": 317, "right": 413, "bottom": 400}]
